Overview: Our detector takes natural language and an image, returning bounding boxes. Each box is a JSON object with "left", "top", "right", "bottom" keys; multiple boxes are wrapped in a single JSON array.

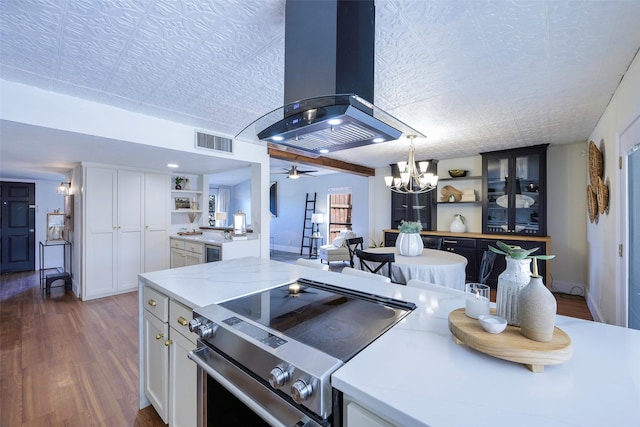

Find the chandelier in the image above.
[{"left": 384, "top": 135, "right": 438, "bottom": 194}]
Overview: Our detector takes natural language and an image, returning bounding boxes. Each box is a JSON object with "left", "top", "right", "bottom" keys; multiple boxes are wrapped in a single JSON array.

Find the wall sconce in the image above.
[{"left": 57, "top": 182, "right": 71, "bottom": 195}]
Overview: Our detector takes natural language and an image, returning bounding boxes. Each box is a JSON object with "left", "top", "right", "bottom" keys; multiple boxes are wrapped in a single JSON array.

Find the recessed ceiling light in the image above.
[
  {"left": 327, "top": 119, "right": 342, "bottom": 126},
  {"left": 272, "top": 135, "right": 284, "bottom": 142},
  {"left": 319, "top": 149, "right": 329, "bottom": 154},
  {"left": 167, "top": 163, "right": 179, "bottom": 168},
  {"left": 372, "top": 137, "right": 385, "bottom": 143}
]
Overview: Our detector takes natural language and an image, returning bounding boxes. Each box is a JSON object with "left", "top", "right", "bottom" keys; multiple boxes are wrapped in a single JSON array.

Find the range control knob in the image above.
[
  {"left": 290, "top": 378, "right": 313, "bottom": 404},
  {"left": 196, "top": 321, "right": 218, "bottom": 339},
  {"left": 188, "top": 317, "right": 203, "bottom": 333},
  {"left": 268, "top": 366, "right": 291, "bottom": 389}
]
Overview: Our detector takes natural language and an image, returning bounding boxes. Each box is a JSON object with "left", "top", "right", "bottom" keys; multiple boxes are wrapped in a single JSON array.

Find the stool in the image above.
[{"left": 45, "top": 272, "right": 72, "bottom": 294}]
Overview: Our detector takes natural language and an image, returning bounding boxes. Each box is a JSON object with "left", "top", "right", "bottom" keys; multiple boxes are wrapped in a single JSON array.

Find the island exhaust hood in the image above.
[{"left": 236, "top": 0, "right": 424, "bottom": 155}]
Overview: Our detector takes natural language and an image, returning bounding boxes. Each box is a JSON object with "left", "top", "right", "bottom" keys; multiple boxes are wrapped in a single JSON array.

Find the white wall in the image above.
[
  {"left": 270, "top": 172, "right": 370, "bottom": 253},
  {"left": 2, "top": 81, "right": 273, "bottom": 277},
  {"left": 586, "top": 51, "right": 640, "bottom": 325},
  {"left": 0, "top": 178, "right": 66, "bottom": 271},
  {"left": 547, "top": 143, "right": 588, "bottom": 295}
]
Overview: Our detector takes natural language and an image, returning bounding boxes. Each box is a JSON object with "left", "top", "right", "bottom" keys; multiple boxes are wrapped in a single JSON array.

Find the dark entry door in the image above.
[{"left": 1, "top": 181, "right": 36, "bottom": 273}]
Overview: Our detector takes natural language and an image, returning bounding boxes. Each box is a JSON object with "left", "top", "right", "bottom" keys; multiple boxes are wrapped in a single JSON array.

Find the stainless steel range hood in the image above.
[{"left": 236, "top": 0, "right": 423, "bottom": 155}]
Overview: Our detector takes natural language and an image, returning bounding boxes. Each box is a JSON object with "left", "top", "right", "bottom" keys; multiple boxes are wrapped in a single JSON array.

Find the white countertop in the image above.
[
  {"left": 170, "top": 232, "right": 259, "bottom": 246},
  {"left": 139, "top": 258, "right": 640, "bottom": 426}
]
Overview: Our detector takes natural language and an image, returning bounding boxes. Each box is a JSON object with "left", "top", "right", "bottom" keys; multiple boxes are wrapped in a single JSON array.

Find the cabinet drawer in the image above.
[
  {"left": 184, "top": 242, "right": 203, "bottom": 254},
  {"left": 169, "top": 300, "right": 197, "bottom": 344},
  {"left": 441, "top": 237, "right": 476, "bottom": 249},
  {"left": 143, "top": 286, "right": 169, "bottom": 322},
  {"left": 170, "top": 239, "right": 185, "bottom": 250}
]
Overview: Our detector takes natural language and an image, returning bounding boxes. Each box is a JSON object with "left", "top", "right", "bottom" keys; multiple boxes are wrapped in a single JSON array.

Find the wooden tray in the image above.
[
  {"left": 448, "top": 308, "right": 572, "bottom": 372},
  {"left": 177, "top": 231, "right": 203, "bottom": 235}
]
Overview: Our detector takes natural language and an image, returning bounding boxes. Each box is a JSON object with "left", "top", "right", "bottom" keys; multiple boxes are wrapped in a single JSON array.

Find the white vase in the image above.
[
  {"left": 396, "top": 233, "right": 423, "bottom": 257},
  {"left": 496, "top": 256, "right": 532, "bottom": 326},
  {"left": 450, "top": 214, "right": 466, "bottom": 232},
  {"left": 518, "top": 275, "right": 557, "bottom": 342}
]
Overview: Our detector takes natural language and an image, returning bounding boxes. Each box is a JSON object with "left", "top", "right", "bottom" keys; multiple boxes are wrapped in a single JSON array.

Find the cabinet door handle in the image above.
[
  {"left": 148, "top": 299, "right": 157, "bottom": 307},
  {"left": 443, "top": 239, "right": 458, "bottom": 244},
  {"left": 155, "top": 333, "right": 164, "bottom": 340},
  {"left": 177, "top": 316, "right": 188, "bottom": 326},
  {"left": 164, "top": 339, "right": 173, "bottom": 347}
]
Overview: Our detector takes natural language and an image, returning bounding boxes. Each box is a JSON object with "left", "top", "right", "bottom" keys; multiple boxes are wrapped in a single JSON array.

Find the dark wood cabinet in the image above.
[
  {"left": 481, "top": 144, "right": 548, "bottom": 236},
  {"left": 389, "top": 160, "right": 438, "bottom": 231},
  {"left": 441, "top": 237, "right": 477, "bottom": 282}
]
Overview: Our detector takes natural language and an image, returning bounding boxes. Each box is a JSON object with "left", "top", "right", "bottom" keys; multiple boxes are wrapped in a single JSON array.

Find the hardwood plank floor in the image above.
[
  {"left": 0, "top": 271, "right": 166, "bottom": 427},
  {"left": 1, "top": 262, "right": 592, "bottom": 426}
]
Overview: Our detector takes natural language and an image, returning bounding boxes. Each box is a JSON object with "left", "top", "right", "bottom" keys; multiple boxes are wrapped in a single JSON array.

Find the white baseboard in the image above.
[{"left": 587, "top": 292, "right": 605, "bottom": 323}]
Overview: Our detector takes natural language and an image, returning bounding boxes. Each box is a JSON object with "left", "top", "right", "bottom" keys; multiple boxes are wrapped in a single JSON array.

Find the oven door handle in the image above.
[{"left": 188, "top": 346, "right": 321, "bottom": 427}]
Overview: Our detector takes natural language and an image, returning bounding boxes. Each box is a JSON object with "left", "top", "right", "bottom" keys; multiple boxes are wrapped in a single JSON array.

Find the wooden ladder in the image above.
[{"left": 300, "top": 192, "right": 317, "bottom": 256}]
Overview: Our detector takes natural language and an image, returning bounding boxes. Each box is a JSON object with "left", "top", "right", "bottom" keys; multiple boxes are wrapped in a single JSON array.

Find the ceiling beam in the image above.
[{"left": 268, "top": 147, "right": 376, "bottom": 177}]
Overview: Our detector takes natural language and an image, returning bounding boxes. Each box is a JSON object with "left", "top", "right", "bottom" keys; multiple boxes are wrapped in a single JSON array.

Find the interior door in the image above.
[
  {"left": 620, "top": 113, "right": 640, "bottom": 329},
  {"left": 0, "top": 181, "right": 35, "bottom": 273},
  {"left": 628, "top": 146, "right": 639, "bottom": 329}
]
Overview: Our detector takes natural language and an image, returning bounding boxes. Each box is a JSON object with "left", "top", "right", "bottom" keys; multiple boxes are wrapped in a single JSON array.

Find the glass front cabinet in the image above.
[{"left": 481, "top": 144, "right": 548, "bottom": 236}]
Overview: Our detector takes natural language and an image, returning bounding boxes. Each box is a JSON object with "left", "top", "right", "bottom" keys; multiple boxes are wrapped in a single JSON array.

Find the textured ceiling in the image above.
[{"left": 1, "top": 0, "right": 640, "bottom": 179}]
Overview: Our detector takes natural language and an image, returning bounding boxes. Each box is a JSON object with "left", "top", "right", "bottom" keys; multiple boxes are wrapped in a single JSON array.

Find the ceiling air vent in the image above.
[{"left": 195, "top": 131, "right": 233, "bottom": 153}]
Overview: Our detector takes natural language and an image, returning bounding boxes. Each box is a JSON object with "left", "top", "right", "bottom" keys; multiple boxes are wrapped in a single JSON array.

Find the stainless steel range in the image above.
[{"left": 188, "top": 278, "right": 415, "bottom": 426}]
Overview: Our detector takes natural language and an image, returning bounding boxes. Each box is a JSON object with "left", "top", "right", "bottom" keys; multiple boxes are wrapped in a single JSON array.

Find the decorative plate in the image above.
[
  {"left": 587, "top": 184, "right": 598, "bottom": 223},
  {"left": 596, "top": 176, "right": 609, "bottom": 214},
  {"left": 496, "top": 194, "right": 534, "bottom": 208}
]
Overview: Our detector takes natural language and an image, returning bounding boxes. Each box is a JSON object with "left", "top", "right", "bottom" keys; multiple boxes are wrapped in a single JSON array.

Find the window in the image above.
[
  {"left": 328, "top": 188, "right": 352, "bottom": 242},
  {"left": 208, "top": 194, "right": 216, "bottom": 226}
]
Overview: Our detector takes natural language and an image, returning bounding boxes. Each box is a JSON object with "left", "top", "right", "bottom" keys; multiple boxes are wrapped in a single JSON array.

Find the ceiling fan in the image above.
[{"left": 276, "top": 165, "right": 318, "bottom": 179}]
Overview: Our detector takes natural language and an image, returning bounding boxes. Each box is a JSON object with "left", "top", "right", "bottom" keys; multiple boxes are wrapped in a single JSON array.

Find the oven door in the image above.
[{"left": 189, "top": 344, "right": 330, "bottom": 427}]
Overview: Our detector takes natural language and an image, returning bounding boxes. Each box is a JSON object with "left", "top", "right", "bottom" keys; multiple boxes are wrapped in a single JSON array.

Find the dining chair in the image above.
[
  {"left": 478, "top": 250, "right": 497, "bottom": 284},
  {"left": 406, "top": 279, "right": 465, "bottom": 295},
  {"left": 345, "top": 237, "right": 364, "bottom": 267},
  {"left": 341, "top": 266, "right": 392, "bottom": 283},
  {"left": 421, "top": 236, "right": 443, "bottom": 250},
  {"left": 295, "top": 258, "right": 330, "bottom": 271},
  {"left": 355, "top": 249, "right": 395, "bottom": 281}
]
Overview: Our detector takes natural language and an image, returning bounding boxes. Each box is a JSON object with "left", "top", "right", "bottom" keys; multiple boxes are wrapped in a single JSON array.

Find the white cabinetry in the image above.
[
  {"left": 142, "top": 286, "right": 169, "bottom": 423},
  {"left": 141, "top": 285, "right": 197, "bottom": 426},
  {"left": 168, "top": 300, "right": 197, "bottom": 427},
  {"left": 84, "top": 167, "right": 143, "bottom": 299},
  {"left": 145, "top": 173, "right": 171, "bottom": 272},
  {"left": 170, "top": 238, "right": 203, "bottom": 268},
  {"left": 83, "top": 166, "right": 170, "bottom": 300},
  {"left": 344, "top": 398, "right": 394, "bottom": 427}
]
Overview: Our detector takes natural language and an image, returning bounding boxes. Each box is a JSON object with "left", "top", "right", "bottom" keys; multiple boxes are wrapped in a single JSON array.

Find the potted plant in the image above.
[
  {"left": 396, "top": 220, "right": 423, "bottom": 257},
  {"left": 174, "top": 176, "right": 184, "bottom": 190},
  {"left": 489, "top": 241, "right": 553, "bottom": 326}
]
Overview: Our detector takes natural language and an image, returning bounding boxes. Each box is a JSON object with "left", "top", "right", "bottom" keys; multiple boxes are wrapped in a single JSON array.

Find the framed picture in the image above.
[
  {"left": 174, "top": 197, "right": 191, "bottom": 209},
  {"left": 47, "top": 212, "right": 65, "bottom": 241},
  {"left": 269, "top": 182, "right": 277, "bottom": 217}
]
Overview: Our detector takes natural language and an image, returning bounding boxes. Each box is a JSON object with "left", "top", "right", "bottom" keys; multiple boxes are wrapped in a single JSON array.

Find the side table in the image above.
[{"left": 39, "top": 240, "right": 72, "bottom": 294}]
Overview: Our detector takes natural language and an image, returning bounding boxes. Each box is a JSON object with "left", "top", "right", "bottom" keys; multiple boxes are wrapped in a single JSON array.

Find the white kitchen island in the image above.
[{"left": 139, "top": 257, "right": 640, "bottom": 427}]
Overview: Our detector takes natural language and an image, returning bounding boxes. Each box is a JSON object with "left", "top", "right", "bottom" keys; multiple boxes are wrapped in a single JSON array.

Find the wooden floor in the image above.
[
  {"left": 0, "top": 266, "right": 592, "bottom": 426},
  {"left": 0, "top": 271, "right": 166, "bottom": 427}
]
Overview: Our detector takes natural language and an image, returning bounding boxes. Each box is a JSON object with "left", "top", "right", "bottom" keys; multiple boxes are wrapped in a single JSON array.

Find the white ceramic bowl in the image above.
[{"left": 478, "top": 314, "right": 508, "bottom": 334}]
